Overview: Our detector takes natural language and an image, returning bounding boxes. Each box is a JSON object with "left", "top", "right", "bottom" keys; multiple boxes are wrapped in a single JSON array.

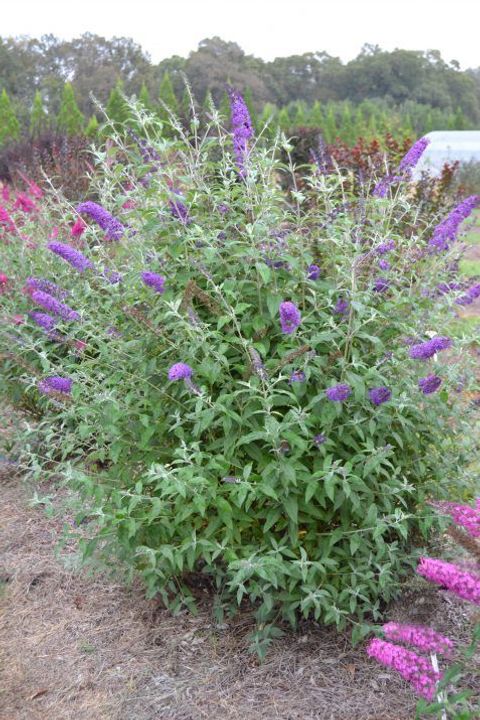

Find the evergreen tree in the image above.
[
  {"left": 277, "top": 107, "right": 291, "bottom": 131},
  {"left": 85, "top": 114, "right": 99, "bottom": 137},
  {"left": 57, "top": 82, "right": 84, "bottom": 135},
  {"left": 139, "top": 82, "right": 151, "bottom": 109},
  {"left": 292, "top": 101, "right": 307, "bottom": 127},
  {"left": 340, "top": 103, "right": 354, "bottom": 144},
  {"left": 309, "top": 101, "right": 323, "bottom": 128},
  {"left": 30, "top": 90, "right": 48, "bottom": 136},
  {"left": 158, "top": 72, "right": 178, "bottom": 117},
  {"left": 105, "top": 80, "right": 130, "bottom": 129},
  {"left": 323, "top": 105, "right": 338, "bottom": 143},
  {"left": 0, "top": 89, "right": 20, "bottom": 145},
  {"left": 219, "top": 90, "right": 230, "bottom": 122}
]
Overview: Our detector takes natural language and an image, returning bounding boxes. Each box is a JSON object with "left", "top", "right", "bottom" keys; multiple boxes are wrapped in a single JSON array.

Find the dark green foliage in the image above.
[
  {"left": 29, "top": 91, "right": 48, "bottom": 136},
  {"left": 57, "top": 83, "right": 84, "bottom": 135},
  {"left": 0, "top": 89, "right": 20, "bottom": 145}
]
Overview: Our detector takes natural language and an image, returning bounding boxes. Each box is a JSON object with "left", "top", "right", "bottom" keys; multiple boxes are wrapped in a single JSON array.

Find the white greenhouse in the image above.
[{"left": 413, "top": 131, "right": 480, "bottom": 178}]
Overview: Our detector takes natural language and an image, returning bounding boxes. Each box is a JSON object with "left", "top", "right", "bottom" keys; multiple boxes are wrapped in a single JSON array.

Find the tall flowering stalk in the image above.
[
  {"left": 373, "top": 137, "right": 430, "bottom": 197},
  {"left": 382, "top": 623, "right": 454, "bottom": 657},
  {"left": 31, "top": 290, "right": 80, "bottom": 322},
  {"left": 228, "top": 88, "right": 254, "bottom": 178},
  {"left": 76, "top": 201, "right": 125, "bottom": 241},
  {"left": 430, "top": 500, "right": 480, "bottom": 539},
  {"left": 417, "top": 557, "right": 480, "bottom": 605}
]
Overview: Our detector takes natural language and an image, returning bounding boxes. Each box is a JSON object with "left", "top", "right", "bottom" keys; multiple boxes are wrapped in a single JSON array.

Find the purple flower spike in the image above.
[
  {"left": 289, "top": 370, "right": 306, "bottom": 383},
  {"left": 366, "top": 638, "right": 441, "bottom": 701},
  {"left": 279, "top": 301, "right": 301, "bottom": 334},
  {"left": 428, "top": 195, "right": 480, "bottom": 252},
  {"left": 409, "top": 336, "right": 452, "bottom": 360},
  {"left": 417, "top": 557, "right": 480, "bottom": 605},
  {"left": 29, "top": 311, "right": 57, "bottom": 331},
  {"left": 430, "top": 500, "right": 480, "bottom": 539},
  {"left": 368, "top": 386, "right": 391, "bottom": 406},
  {"left": 38, "top": 375, "right": 73, "bottom": 396},
  {"left": 47, "top": 241, "right": 94, "bottom": 273},
  {"left": 373, "top": 277, "right": 390, "bottom": 293},
  {"left": 307, "top": 264, "right": 321, "bottom": 280},
  {"left": 228, "top": 88, "right": 254, "bottom": 177},
  {"left": 76, "top": 201, "right": 125, "bottom": 241},
  {"left": 169, "top": 192, "right": 190, "bottom": 224},
  {"left": 376, "top": 240, "right": 395, "bottom": 255},
  {"left": 378, "top": 259, "right": 390, "bottom": 271},
  {"left": 325, "top": 383, "right": 351, "bottom": 402},
  {"left": 168, "top": 363, "right": 193, "bottom": 381},
  {"left": 333, "top": 297, "right": 349, "bottom": 315},
  {"left": 31, "top": 290, "right": 80, "bottom": 322},
  {"left": 383, "top": 623, "right": 454, "bottom": 656},
  {"left": 141, "top": 271, "right": 166, "bottom": 294},
  {"left": 313, "top": 433, "right": 326, "bottom": 446},
  {"left": 418, "top": 374, "right": 442, "bottom": 395},
  {"left": 26, "top": 277, "right": 69, "bottom": 299},
  {"left": 398, "top": 137, "right": 430, "bottom": 173}
]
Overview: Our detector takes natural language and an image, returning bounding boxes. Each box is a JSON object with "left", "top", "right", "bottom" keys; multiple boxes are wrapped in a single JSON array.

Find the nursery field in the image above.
[{"left": 1, "top": 93, "right": 480, "bottom": 719}]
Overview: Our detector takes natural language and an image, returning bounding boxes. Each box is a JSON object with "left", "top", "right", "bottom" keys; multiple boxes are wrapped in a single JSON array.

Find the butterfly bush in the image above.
[{"left": 0, "top": 94, "right": 477, "bottom": 645}]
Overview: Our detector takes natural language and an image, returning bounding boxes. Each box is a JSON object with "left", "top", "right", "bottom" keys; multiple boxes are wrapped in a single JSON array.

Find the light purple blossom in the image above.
[
  {"left": 38, "top": 375, "right": 73, "bottom": 396},
  {"left": 333, "top": 297, "right": 349, "bottom": 315},
  {"left": 290, "top": 370, "right": 306, "bottom": 383},
  {"left": 409, "top": 337, "right": 452, "bottom": 359},
  {"left": 417, "top": 557, "right": 480, "bottom": 605},
  {"left": 313, "top": 433, "right": 326, "bottom": 446},
  {"left": 366, "top": 638, "right": 441, "bottom": 701},
  {"left": 26, "top": 277, "right": 69, "bottom": 299},
  {"left": 47, "top": 241, "right": 94, "bottom": 273},
  {"left": 325, "top": 384, "right": 351, "bottom": 402},
  {"left": 368, "top": 386, "right": 391, "bottom": 406},
  {"left": 103, "top": 267, "right": 123, "bottom": 285},
  {"left": 378, "top": 259, "right": 390, "bottom": 271},
  {"left": 141, "top": 271, "right": 166, "bottom": 294},
  {"left": 228, "top": 88, "right": 254, "bottom": 177},
  {"left": 76, "top": 201, "right": 125, "bottom": 241},
  {"left": 307, "top": 264, "right": 321, "bottom": 280},
  {"left": 418, "top": 374, "right": 442, "bottom": 395},
  {"left": 31, "top": 290, "right": 80, "bottom": 322},
  {"left": 169, "top": 192, "right": 190, "bottom": 224},
  {"left": 382, "top": 622, "right": 454, "bottom": 656},
  {"left": 279, "top": 301, "right": 301, "bottom": 334},
  {"left": 373, "top": 277, "right": 390, "bottom": 293},
  {"left": 168, "top": 363, "right": 193, "bottom": 381}
]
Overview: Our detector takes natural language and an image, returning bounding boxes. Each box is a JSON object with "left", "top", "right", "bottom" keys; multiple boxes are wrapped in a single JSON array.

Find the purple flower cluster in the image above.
[
  {"left": 103, "top": 267, "right": 123, "bottom": 285},
  {"left": 313, "top": 433, "right": 326, "bottom": 446},
  {"left": 290, "top": 370, "right": 306, "bottom": 383},
  {"left": 436, "top": 281, "right": 462, "bottom": 296},
  {"left": 307, "top": 264, "right": 321, "bottom": 280},
  {"left": 455, "top": 282, "right": 480, "bottom": 306},
  {"left": 368, "top": 386, "right": 391, "bottom": 406},
  {"left": 228, "top": 88, "right": 254, "bottom": 177},
  {"left": 333, "top": 297, "right": 349, "bottom": 315},
  {"left": 76, "top": 201, "right": 125, "bottom": 241},
  {"left": 325, "top": 384, "right": 352, "bottom": 402},
  {"left": 26, "top": 277, "right": 69, "bottom": 299},
  {"left": 279, "top": 301, "right": 301, "bottom": 334},
  {"left": 373, "top": 277, "right": 390, "bottom": 293},
  {"left": 398, "top": 137, "right": 430, "bottom": 173},
  {"left": 29, "top": 311, "right": 57, "bottom": 331},
  {"left": 428, "top": 195, "right": 480, "bottom": 252},
  {"left": 31, "top": 290, "right": 80, "bottom": 322},
  {"left": 168, "top": 363, "right": 193, "bottom": 381},
  {"left": 431, "top": 500, "right": 480, "bottom": 538},
  {"left": 376, "top": 240, "right": 395, "bottom": 255},
  {"left": 38, "top": 375, "right": 73, "bottom": 396},
  {"left": 169, "top": 192, "right": 190, "bottom": 224},
  {"left": 366, "top": 638, "right": 441, "bottom": 700},
  {"left": 409, "top": 336, "right": 452, "bottom": 360},
  {"left": 141, "top": 271, "right": 166, "bottom": 294},
  {"left": 372, "top": 175, "right": 404, "bottom": 199},
  {"left": 418, "top": 374, "right": 442, "bottom": 395},
  {"left": 47, "top": 241, "right": 94, "bottom": 273},
  {"left": 378, "top": 259, "right": 390, "bottom": 271},
  {"left": 382, "top": 622, "right": 454, "bottom": 656},
  {"left": 417, "top": 557, "right": 480, "bottom": 605}
]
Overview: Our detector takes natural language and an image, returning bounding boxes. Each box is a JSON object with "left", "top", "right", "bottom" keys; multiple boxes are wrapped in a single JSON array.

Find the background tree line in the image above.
[{"left": 1, "top": 33, "right": 479, "bottom": 146}]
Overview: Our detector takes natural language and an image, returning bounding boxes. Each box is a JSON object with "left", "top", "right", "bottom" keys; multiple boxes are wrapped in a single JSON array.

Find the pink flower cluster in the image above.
[
  {"left": 366, "top": 638, "right": 441, "bottom": 700},
  {"left": 417, "top": 557, "right": 480, "bottom": 605},
  {"left": 382, "top": 622, "right": 454, "bottom": 656},
  {"left": 431, "top": 500, "right": 480, "bottom": 538}
]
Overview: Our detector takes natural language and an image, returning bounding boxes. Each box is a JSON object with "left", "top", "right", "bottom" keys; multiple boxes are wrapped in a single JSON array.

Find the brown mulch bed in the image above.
[{"left": 0, "top": 408, "right": 478, "bottom": 720}]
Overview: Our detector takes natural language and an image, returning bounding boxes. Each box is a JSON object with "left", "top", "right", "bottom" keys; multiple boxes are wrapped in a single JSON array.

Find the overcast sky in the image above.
[{"left": 3, "top": 0, "right": 480, "bottom": 68}]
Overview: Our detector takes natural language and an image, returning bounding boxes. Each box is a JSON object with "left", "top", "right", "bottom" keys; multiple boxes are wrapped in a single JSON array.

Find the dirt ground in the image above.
[{"left": 0, "top": 454, "right": 479, "bottom": 720}]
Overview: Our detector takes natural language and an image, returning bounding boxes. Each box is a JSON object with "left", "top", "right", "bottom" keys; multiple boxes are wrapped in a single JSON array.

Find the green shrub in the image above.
[{"left": 1, "top": 97, "right": 477, "bottom": 649}]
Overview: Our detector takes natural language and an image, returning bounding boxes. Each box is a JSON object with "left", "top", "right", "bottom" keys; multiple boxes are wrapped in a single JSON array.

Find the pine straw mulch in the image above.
[{"left": 0, "top": 467, "right": 479, "bottom": 720}]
